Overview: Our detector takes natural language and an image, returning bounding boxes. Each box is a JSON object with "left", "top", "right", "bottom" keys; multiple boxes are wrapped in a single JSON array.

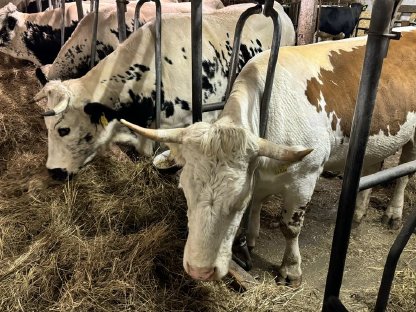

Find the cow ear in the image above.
[
  {"left": 35, "top": 67, "right": 49, "bottom": 86},
  {"left": 84, "top": 103, "right": 119, "bottom": 127}
]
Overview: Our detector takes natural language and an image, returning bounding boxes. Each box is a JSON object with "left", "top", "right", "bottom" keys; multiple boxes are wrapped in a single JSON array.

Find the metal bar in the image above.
[
  {"left": 259, "top": 4, "right": 281, "bottom": 138},
  {"left": 359, "top": 160, "right": 416, "bottom": 191},
  {"left": 155, "top": 0, "right": 162, "bottom": 132},
  {"left": 192, "top": 0, "right": 203, "bottom": 123},
  {"left": 90, "top": 0, "right": 100, "bottom": 68},
  {"left": 36, "top": 0, "right": 42, "bottom": 12},
  {"left": 354, "top": 17, "right": 371, "bottom": 37},
  {"left": 323, "top": 296, "right": 349, "bottom": 312},
  {"left": 322, "top": 0, "right": 401, "bottom": 309},
  {"left": 202, "top": 101, "right": 225, "bottom": 112},
  {"left": 224, "top": 5, "right": 262, "bottom": 100},
  {"left": 90, "top": 0, "right": 94, "bottom": 13},
  {"left": 116, "top": 0, "right": 127, "bottom": 42},
  {"left": 374, "top": 208, "right": 416, "bottom": 312},
  {"left": 134, "top": 0, "right": 162, "bottom": 150},
  {"left": 76, "top": 0, "right": 84, "bottom": 20},
  {"left": 60, "top": 0, "right": 65, "bottom": 47}
]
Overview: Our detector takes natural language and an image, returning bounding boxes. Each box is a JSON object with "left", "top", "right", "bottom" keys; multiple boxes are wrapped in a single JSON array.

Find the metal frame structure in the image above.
[
  {"left": 134, "top": 0, "right": 162, "bottom": 133},
  {"left": 322, "top": 0, "right": 416, "bottom": 311},
  {"left": 60, "top": 0, "right": 65, "bottom": 46}
]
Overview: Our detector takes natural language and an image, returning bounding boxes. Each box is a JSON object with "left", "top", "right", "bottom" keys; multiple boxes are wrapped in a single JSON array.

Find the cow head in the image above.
[
  {"left": 0, "top": 3, "right": 18, "bottom": 47},
  {"left": 34, "top": 81, "right": 128, "bottom": 180},
  {"left": 120, "top": 119, "right": 312, "bottom": 281}
]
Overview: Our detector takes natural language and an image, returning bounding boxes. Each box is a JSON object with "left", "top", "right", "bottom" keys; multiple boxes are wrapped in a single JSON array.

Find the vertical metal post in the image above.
[
  {"left": 259, "top": 5, "right": 282, "bottom": 138},
  {"left": 36, "top": 0, "right": 42, "bottom": 12},
  {"left": 322, "top": 0, "right": 402, "bottom": 310},
  {"left": 134, "top": 0, "right": 162, "bottom": 151},
  {"left": 374, "top": 209, "right": 416, "bottom": 312},
  {"left": 60, "top": 0, "right": 65, "bottom": 47},
  {"left": 76, "top": 0, "right": 84, "bottom": 20},
  {"left": 116, "top": 0, "right": 127, "bottom": 42},
  {"left": 191, "top": 0, "right": 203, "bottom": 123},
  {"left": 90, "top": 0, "right": 100, "bottom": 68},
  {"left": 48, "top": 0, "right": 52, "bottom": 11},
  {"left": 90, "top": 0, "right": 94, "bottom": 14}
]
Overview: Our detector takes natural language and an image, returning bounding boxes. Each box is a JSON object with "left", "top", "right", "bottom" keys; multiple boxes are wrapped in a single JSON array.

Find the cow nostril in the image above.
[{"left": 48, "top": 168, "right": 71, "bottom": 181}]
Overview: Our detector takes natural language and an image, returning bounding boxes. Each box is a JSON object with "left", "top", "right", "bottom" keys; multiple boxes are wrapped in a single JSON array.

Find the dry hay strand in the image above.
[
  {"left": 0, "top": 52, "right": 45, "bottom": 175},
  {"left": 344, "top": 266, "right": 416, "bottom": 312}
]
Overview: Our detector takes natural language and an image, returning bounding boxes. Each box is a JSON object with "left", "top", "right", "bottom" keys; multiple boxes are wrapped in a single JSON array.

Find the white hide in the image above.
[
  {"left": 38, "top": 2, "right": 296, "bottom": 175},
  {"left": 43, "top": 0, "right": 225, "bottom": 80}
]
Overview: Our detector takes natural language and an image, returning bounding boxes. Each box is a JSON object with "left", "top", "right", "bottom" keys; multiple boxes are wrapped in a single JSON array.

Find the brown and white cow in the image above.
[{"left": 121, "top": 27, "right": 416, "bottom": 285}]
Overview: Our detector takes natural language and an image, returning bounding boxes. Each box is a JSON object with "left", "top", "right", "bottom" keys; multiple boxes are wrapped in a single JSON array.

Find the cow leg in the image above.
[
  {"left": 353, "top": 162, "right": 382, "bottom": 225},
  {"left": 246, "top": 192, "right": 266, "bottom": 250},
  {"left": 276, "top": 174, "right": 320, "bottom": 288},
  {"left": 353, "top": 188, "right": 372, "bottom": 225},
  {"left": 383, "top": 140, "right": 416, "bottom": 229}
]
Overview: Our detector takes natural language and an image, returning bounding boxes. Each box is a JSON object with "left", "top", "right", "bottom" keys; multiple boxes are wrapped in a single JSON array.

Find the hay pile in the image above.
[{"left": 0, "top": 51, "right": 415, "bottom": 311}]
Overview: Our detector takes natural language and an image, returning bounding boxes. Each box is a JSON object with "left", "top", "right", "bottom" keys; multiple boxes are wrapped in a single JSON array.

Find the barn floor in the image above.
[
  {"left": 251, "top": 165, "right": 416, "bottom": 311},
  {"left": 0, "top": 48, "right": 415, "bottom": 312}
]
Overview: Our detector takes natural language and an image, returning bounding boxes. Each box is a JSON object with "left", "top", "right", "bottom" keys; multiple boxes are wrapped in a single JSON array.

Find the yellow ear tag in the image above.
[
  {"left": 275, "top": 163, "right": 290, "bottom": 175},
  {"left": 99, "top": 114, "right": 109, "bottom": 127}
]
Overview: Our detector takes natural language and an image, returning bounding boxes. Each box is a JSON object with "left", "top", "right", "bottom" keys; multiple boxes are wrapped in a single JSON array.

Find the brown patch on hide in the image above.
[{"left": 306, "top": 31, "right": 416, "bottom": 137}]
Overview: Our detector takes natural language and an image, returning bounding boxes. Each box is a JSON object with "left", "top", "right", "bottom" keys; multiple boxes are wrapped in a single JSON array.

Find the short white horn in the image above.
[
  {"left": 257, "top": 138, "right": 313, "bottom": 161},
  {"left": 120, "top": 119, "right": 184, "bottom": 144}
]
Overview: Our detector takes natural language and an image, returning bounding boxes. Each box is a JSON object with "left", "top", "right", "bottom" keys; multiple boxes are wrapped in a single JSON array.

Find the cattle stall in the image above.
[{"left": 0, "top": 0, "right": 415, "bottom": 311}]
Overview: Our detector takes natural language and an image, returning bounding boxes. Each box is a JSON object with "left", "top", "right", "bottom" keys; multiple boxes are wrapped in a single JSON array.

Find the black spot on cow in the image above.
[
  {"left": 163, "top": 101, "right": 174, "bottom": 118},
  {"left": 0, "top": 16, "right": 17, "bottom": 46},
  {"left": 96, "top": 41, "right": 114, "bottom": 60},
  {"left": 256, "top": 39, "right": 262, "bottom": 47},
  {"left": 164, "top": 57, "right": 173, "bottom": 65},
  {"left": 23, "top": 21, "right": 79, "bottom": 65},
  {"left": 84, "top": 89, "right": 155, "bottom": 128},
  {"left": 175, "top": 98, "right": 190, "bottom": 110},
  {"left": 181, "top": 47, "right": 186, "bottom": 53},
  {"left": 183, "top": 55, "right": 187, "bottom": 60},
  {"left": 134, "top": 64, "right": 150, "bottom": 72},
  {"left": 110, "top": 26, "right": 133, "bottom": 40},
  {"left": 202, "top": 60, "right": 216, "bottom": 79},
  {"left": 35, "top": 67, "right": 48, "bottom": 86},
  {"left": 202, "top": 76, "right": 214, "bottom": 95}
]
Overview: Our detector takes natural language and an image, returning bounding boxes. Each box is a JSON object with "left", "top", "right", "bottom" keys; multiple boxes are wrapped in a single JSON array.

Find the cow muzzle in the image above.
[
  {"left": 48, "top": 168, "right": 72, "bottom": 181},
  {"left": 186, "top": 263, "right": 216, "bottom": 281}
]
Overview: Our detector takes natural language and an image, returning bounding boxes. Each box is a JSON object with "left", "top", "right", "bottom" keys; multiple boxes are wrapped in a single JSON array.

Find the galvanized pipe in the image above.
[
  {"left": 224, "top": 5, "right": 262, "bottom": 100},
  {"left": 322, "top": 0, "right": 402, "bottom": 309},
  {"left": 60, "top": 0, "right": 65, "bottom": 46},
  {"left": 116, "top": 0, "right": 128, "bottom": 42},
  {"left": 75, "top": 0, "right": 84, "bottom": 20},
  {"left": 36, "top": 0, "right": 41, "bottom": 12},
  {"left": 374, "top": 208, "right": 416, "bottom": 312},
  {"left": 134, "top": 0, "right": 162, "bottom": 131},
  {"left": 259, "top": 5, "right": 281, "bottom": 138},
  {"left": 359, "top": 160, "right": 416, "bottom": 191},
  {"left": 191, "top": 0, "right": 203, "bottom": 123},
  {"left": 90, "top": 0, "right": 100, "bottom": 68}
]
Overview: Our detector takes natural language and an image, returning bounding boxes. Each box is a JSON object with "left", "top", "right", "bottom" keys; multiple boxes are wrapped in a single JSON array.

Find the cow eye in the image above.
[
  {"left": 58, "top": 127, "right": 70, "bottom": 137},
  {"left": 84, "top": 133, "right": 93, "bottom": 142}
]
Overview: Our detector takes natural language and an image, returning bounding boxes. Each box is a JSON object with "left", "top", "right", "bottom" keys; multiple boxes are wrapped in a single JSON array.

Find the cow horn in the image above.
[
  {"left": 120, "top": 119, "right": 184, "bottom": 144},
  {"left": 257, "top": 138, "right": 313, "bottom": 161},
  {"left": 41, "top": 99, "right": 69, "bottom": 117}
]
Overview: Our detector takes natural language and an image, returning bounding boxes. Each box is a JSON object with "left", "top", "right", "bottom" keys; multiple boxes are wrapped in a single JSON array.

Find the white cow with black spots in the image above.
[
  {"left": 0, "top": 2, "right": 101, "bottom": 65},
  {"left": 36, "top": 0, "right": 224, "bottom": 83},
  {"left": 34, "top": 2, "right": 295, "bottom": 180},
  {"left": 121, "top": 28, "right": 416, "bottom": 285}
]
